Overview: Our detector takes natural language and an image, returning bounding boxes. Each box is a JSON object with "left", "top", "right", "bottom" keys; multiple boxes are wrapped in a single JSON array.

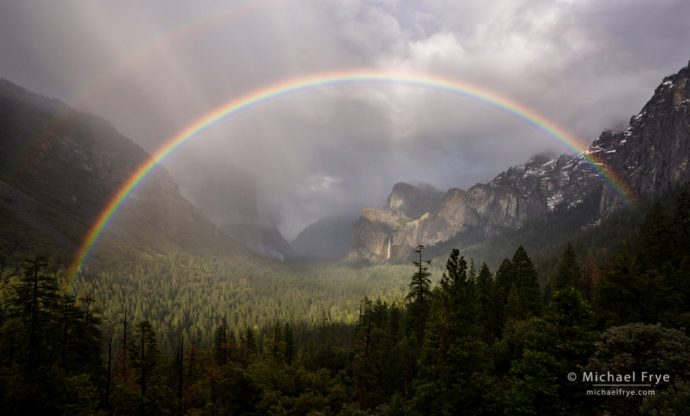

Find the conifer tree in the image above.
[
  {"left": 593, "top": 253, "right": 641, "bottom": 324},
  {"left": 176, "top": 336, "right": 184, "bottom": 416},
  {"left": 271, "top": 320, "right": 282, "bottom": 362},
  {"left": 1, "top": 258, "right": 105, "bottom": 415},
  {"left": 506, "top": 285, "right": 523, "bottom": 320},
  {"left": 406, "top": 245, "right": 432, "bottom": 342},
  {"left": 283, "top": 323, "right": 293, "bottom": 365},
  {"left": 579, "top": 250, "right": 601, "bottom": 301},
  {"left": 468, "top": 258, "right": 477, "bottom": 281},
  {"left": 11, "top": 257, "right": 58, "bottom": 372},
  {"left": 243, "top": 327, "right": 256, "bottom": 360},
  {"left": 476, "top": 262, "right": 500, "bottom": 343},
  {"left": 672, "top": 185, "right": 690, "bottom": 262},
  {"left": 412, "top": 249, "right": 494, "bottom": 415},
  {"left": 638, "top": 203, "right": 673, "bottom": 269},
  {"left": 130, "top": 320, "right": 158, "bottom": 409},
  {"left": 672, "top": 186, "right": 690, "bottom": 314},
  {"left": 553, "top": 242, "right": 579, "bottom": 290},
  {"left": 496, "top": 258, "right": 514, "bottom": 296},
  {"left": 511, "top": 246, "right": 542, "bottom": 317},
  {"left": 506, "top": 288, "right": 596, "bottom": 415},
  {"left": 438, "top": 248, "right": 477, "bottom": 335},
  {"left": 213, "top": 318, "right": 228, "bottom": 366}
]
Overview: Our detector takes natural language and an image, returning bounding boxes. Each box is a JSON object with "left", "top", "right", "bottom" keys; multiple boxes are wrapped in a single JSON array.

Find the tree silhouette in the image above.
[{"left": 406, "top": 245, "right": 432, "bottom": 342}]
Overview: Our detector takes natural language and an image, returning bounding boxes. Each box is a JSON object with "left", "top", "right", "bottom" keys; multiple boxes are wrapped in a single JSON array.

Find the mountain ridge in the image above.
[
  {"left": 0, "top": 78, "right": 269, "bottom": 269},
  {"left": 347, "top": 60, "right": 690, "bottom": 263},
  {"left": 291, "top": 215, "right": 358, "bottom": 259}
]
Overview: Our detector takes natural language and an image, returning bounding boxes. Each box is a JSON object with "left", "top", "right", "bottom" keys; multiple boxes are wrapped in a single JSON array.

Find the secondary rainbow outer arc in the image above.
[
  {"left": 64, "top": 70, "right": 636, "bottom": 293},
  {"left": 69, "top": 0, "right": 252, "bottom": 111},
  {"left": 4, "top": 1, "right": 252, "bottom": 185}
]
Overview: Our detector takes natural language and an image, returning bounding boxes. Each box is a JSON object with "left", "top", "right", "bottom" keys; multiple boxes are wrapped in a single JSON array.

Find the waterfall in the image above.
[{"left": 386, "top": 234, "right": 392, "bottom": 260}]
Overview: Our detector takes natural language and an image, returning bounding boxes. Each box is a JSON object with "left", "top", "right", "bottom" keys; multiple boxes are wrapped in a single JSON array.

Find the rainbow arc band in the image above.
[
  {"left": 64, "top": 70, "right": 636, "bottom": 293},
  {"left": 4, "top": 1, "right": 254, "bottom": 184}
]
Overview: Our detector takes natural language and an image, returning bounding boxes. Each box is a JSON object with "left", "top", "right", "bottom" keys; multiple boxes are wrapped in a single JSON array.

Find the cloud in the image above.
[
  {"left": 303, "top": 175, "right": 341, "bottom": 192},
  {"left": 1, "top": 0, "right": 689, "bottom": 238}
]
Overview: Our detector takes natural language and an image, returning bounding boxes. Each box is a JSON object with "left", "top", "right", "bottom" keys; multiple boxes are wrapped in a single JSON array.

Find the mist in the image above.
[{"left": 2, "top": 0, "right": 690, "bottom": 238}]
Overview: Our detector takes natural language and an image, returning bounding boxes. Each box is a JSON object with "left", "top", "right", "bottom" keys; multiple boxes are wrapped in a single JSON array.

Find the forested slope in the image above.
[{"left": 2, "top": 186, "right": 690, "bottom": 415}]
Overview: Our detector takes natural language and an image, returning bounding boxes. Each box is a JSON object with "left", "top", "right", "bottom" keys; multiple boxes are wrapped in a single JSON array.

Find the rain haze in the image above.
[{"left": 2, "top": 0, "right": 690, "bottom": 239}]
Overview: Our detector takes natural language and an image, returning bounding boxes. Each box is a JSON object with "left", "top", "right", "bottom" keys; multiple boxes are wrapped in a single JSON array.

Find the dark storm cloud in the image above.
[{"left": 1, "top": 0, "right": 689, "bottom": 238}]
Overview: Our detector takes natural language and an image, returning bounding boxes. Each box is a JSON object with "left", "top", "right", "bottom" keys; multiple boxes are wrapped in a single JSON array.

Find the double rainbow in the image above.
[
  {"left": 64, "top": 70, "right": 635, "bottom": 292},
  {"left": 4, "top": 1, "right": 253, "bottom": 185}
]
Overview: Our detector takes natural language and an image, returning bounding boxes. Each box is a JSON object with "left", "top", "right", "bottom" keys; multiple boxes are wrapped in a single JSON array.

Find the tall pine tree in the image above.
[
  {"left": 510, "top": 246, "right": 542, "bottom": 319},
  {"left": 553, "top": 242, "right": 580, "bottom": 291},
  {"left": 406, "top": 245, "right": 432, "bottom": 342}
]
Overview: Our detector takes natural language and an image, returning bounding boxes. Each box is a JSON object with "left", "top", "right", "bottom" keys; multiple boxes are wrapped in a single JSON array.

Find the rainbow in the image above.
[
  {"left": 3, "top": 1, "right": 252, "bottom": 185},
  {"left": 64, "top": 69, "right": 636, "bottom": 292},
  {"left": 68, "top": 0, "right": 253, "bottom": 110}
]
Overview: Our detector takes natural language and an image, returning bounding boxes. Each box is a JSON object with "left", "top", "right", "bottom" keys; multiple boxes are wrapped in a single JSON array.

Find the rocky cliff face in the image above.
[
  {"left": 346, "top": 154, "right": 598, "bottom": 263},
  {"left": 593, "top": 62, "right": 690, "bottom": 213},
  {"left": 385, "top": 182, "right": 444, "bottom": 218},
  {"left": 347, "top": 60, "right": 690, "bottom": 263}
]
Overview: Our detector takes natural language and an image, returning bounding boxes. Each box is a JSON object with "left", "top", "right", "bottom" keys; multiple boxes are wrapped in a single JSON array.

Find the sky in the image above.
[{"left": 1, "top": 0, "right": 690, "bottom": 239}]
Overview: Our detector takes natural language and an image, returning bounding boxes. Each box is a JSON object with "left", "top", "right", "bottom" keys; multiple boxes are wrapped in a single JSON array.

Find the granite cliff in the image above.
[{"left": 347, "top": 61, "right": 690, "bottom": 263}]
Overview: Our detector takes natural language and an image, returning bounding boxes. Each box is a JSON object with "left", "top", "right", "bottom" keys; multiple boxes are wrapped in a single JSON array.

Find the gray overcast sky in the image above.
[{"left": 2, "top": 0, "right": 690, "bottom": 238}]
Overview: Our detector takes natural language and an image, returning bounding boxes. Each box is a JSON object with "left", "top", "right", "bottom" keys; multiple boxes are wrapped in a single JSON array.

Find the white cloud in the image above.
[
  {"left": 304, "top": 175, "right": 341, "bottom": 192},
  {"left": 1, "top": 0, "right": 689, "bottom": 236}
]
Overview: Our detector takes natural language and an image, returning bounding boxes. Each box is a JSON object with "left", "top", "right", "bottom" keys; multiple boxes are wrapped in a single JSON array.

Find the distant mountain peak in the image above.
[
  {"left": 0, "top": 78, "right": 267, "bottom": 267},
  {"left": 348, "top": 59, "right": 690, "bottom": 263},
  {"left": 0, "top": 78, "right": 70, "bottom": 115},
  {"left": 385, "top": 181, "right": 444, "bottom": 218}
]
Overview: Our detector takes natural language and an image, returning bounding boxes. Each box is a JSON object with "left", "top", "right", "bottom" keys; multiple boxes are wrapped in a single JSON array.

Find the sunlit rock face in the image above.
[
  {"left": 346, "top": 155, "right": 597, "bottom": 263},
  {"left": 348, "top": 61, "right": 690, "bottom": 263}
]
